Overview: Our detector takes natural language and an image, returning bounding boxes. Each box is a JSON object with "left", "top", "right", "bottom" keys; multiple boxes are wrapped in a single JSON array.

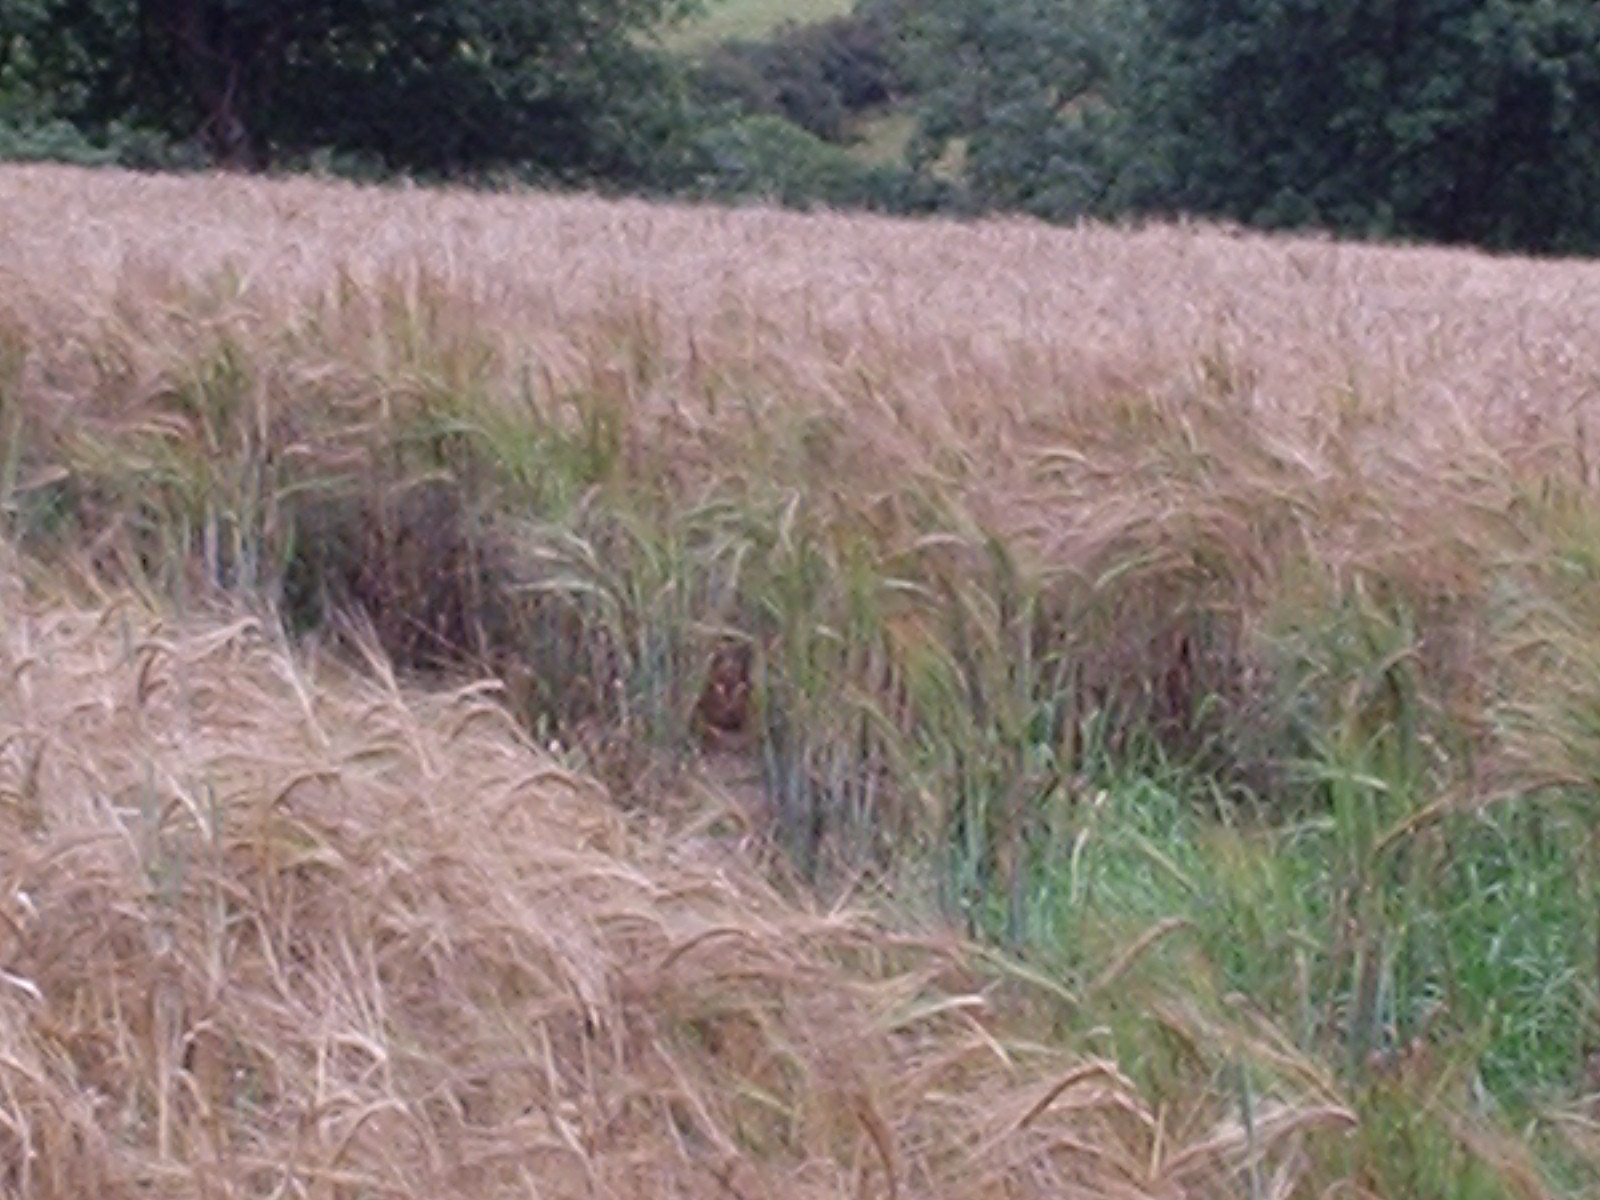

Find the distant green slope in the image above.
[{"left": 664, "top": 0, "right": 853, "bottom": 50}]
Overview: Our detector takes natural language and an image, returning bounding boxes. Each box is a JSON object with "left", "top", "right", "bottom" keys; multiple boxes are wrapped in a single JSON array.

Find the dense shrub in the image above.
[
  {"left": 1121, "top": 0, "right": 1600, "bottom": 253},
  {"left": 693, "top": 12, "right": 903, "bottom": 144},
  {"left": 689, "top": 113, "right": 948, "bottom": 213},
  {"left": 693, "top": 114, "right": 882, "bottom": 205},
  {"left": 0, "top": 117, "right": 199, "bottom": 170},
  {"left": 894, "top": 0, "right": 1600, "bottom": 254}
]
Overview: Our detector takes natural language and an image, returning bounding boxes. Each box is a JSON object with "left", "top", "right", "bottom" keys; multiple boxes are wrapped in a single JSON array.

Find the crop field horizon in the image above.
[{"left": 5, "top": 163, "right": 1600, "bottom": 1196}]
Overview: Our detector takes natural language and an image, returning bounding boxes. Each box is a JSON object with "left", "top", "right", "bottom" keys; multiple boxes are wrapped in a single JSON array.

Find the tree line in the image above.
[{"left": 3, "top": 0, "right": 1599, "bottom": 255}]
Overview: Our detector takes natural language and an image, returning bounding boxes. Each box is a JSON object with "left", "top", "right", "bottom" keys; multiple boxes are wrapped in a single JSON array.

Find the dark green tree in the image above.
[
  {"left": 897, "top": 0, "right": 1128, "bottom": 219},
  {"left": 0, "top": 0, "right": 701, "bottom": 177},
  {"left": 896, "top": 0, "right": 1600, "bottom": 252},
  {"left": 692, "top": 10, "right": 904, "bottom": 144},
  {"left": 1124, "top": 0, "right": 1600, "bottom": 252}
]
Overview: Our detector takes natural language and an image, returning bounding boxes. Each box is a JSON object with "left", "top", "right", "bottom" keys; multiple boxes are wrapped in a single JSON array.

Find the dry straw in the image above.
[
  {"left": 5, "top": 162, "right": 1600, "bottom": 1196},
  {"left": 0, "top": 564, "right": 1351, "bottom": 1198}
]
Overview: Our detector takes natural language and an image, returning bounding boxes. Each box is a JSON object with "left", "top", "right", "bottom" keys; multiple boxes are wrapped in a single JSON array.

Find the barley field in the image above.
[{"left": 5, "top": 163, "right": 1600, "bottom": 1196}]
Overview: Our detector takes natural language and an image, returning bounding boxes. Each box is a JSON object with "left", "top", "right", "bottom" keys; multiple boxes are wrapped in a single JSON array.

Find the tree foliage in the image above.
[
  {"left": 1126, "top": 0, "right": 1600, "bottom": 252},
  {"left": 0, "top": 0, "right": 701, "bottom": 177},
  {"left": 898, "top": 0, "right": 1127, "bottom": 219},
  {"left": 8, "top": 0, "right": 1600, "bottom": 253},
  {"left": 694, "top": 12, "right": 902, "bottom": 144},
  {"left": 895, "top": 0, "right": 1600, "bottom": 253}
]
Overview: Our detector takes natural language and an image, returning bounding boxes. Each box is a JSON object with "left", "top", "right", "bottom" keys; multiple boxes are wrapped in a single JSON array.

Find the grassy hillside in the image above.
[
  {"left": 6, "top": 164, "right": 1600, "bottom": 1196},
  {"left": 664, "top": 0, "right": 854, "bottom": 50}
]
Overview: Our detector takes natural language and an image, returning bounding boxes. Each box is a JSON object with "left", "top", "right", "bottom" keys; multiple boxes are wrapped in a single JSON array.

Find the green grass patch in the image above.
[
  {"left": 846, "top": 107, "right": 915, "bottom": 167},
  {"left": 662, "top": 0, "right": 855, "bottom": 51}
]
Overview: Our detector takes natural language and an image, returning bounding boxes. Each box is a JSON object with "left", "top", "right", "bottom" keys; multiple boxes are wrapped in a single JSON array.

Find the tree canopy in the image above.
[
  {"left": 0, "top": 0, "right": 700, "bottom": 176},
  {"left": 899, "top": 0, "right": 1126, "bottom": 218},
  {"left": 897, "top": 0, "right": 1600, "bottom": 254},
  {"left": 6, "top": 0, "right": 1600, "bottom": 255},
  {"left": 1125, "top": 0, "right": 1600, "bottom": 252}
]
